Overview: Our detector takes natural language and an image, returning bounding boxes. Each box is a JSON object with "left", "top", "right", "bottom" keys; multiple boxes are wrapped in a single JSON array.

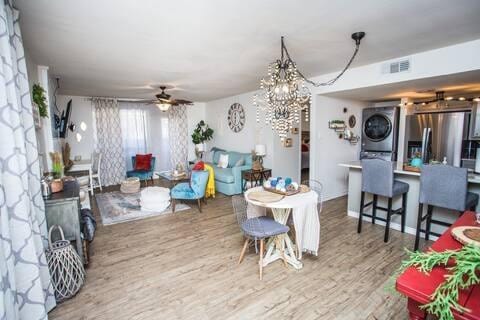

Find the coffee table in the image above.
[{"left": 156, "top": 171, "right": 190, "bottom": 188}]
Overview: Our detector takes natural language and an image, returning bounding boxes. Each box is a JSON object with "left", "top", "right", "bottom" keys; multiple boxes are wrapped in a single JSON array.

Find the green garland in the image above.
[
  {"left": 393, "top": 245, "right": 480, "bottom": 320},
  {"left": 32, "top": 83, "right": 48, "bottom": 118}
]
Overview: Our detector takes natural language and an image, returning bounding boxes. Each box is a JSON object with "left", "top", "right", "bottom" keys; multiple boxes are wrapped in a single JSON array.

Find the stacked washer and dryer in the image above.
[{"left": 360, "top": 106, "right": 400, "bottom": 161}]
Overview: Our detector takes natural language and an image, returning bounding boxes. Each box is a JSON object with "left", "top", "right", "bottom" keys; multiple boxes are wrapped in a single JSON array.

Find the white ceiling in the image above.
[{"left": 15, "top": 0, "right": 480, "bottom": 102}]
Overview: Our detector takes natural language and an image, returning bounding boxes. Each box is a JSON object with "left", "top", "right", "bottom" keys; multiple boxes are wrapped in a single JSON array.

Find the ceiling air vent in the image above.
[{"left": 382, "top": 58, "right": 411, "bottom": 74}]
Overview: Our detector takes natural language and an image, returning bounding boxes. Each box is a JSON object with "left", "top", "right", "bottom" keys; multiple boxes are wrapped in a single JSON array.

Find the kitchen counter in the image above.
[
  {"left": 339, "top": 160, "right": 480, "bottom": 183},
  {"left": 339, "top": 161, "right": 480, "bottom": 242}
]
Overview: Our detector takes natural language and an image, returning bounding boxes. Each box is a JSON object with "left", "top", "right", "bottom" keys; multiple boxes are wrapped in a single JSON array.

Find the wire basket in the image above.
[{"left": 46, "top": 225, "right": 86, "bottom": 302}]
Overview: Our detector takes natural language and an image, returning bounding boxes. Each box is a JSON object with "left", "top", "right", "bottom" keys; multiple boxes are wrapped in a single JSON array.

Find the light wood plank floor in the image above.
[{"left": 49, "top": 184, "right": 418, "bottom": 320}]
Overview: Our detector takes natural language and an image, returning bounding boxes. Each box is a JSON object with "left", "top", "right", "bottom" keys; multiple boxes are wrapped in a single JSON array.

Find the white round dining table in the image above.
[{"left": 244, "top": 187, "right": 319, "bottom": 270}]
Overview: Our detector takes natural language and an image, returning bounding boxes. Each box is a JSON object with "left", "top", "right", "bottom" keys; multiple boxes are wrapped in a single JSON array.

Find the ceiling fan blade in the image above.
[
  {"left": 174, "top": 99, "right": 194, "bottom": 105},
  {"left": 158, "top": 97, "right": 174, "bottom": 104}
]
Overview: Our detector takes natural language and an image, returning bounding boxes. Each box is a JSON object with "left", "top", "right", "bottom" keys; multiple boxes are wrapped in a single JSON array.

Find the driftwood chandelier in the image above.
[{"left": 254, "top": 32, "right": 366, "bottom": 140}]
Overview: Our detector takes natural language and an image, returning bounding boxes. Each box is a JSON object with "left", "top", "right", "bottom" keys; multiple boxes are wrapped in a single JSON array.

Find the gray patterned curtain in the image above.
[
  {"left": 92, "top": 98, "right": 126, "bottom": 186},
  {"left": 0, "top": 1, "right": 56, "bottom": 319},
  {"left": 168, "top": 105, "right": 188, "bottom": 169}
]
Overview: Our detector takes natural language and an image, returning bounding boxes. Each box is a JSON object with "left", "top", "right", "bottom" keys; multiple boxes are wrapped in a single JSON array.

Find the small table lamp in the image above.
[{"left": 255, "top": 144, "right": 266, "bottom": 168}]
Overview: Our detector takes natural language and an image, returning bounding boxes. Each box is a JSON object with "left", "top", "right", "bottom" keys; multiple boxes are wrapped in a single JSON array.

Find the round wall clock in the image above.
[{"left": 228, "top": 103, "right": 245, "bottom": 132}]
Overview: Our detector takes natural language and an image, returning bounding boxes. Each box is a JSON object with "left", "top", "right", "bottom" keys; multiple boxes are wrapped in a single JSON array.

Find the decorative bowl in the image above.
[{"left": 410, "top": 157, "right": 423, "bottom": 168}]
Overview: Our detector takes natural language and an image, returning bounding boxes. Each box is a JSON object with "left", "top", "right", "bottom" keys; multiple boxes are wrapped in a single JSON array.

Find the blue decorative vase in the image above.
[
  {"left": 410, "top": 157, "right": 423, "bottom": 168},
  {"left": 285, "top": 177, "right": 292, "bottom": 186}
]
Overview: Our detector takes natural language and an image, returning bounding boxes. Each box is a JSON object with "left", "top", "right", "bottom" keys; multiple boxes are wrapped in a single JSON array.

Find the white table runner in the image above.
[{"left": 245, "top": 187, "right": 320, "bottom": 259}]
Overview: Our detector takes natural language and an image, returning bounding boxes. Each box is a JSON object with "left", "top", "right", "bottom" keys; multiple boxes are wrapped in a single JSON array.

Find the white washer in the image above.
[{"left": 361, "top": 106, "right": 400, "bottom": 161}]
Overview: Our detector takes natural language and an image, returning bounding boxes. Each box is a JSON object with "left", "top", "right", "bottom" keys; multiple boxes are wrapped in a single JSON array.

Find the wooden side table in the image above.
[{"left": 242, "top": 168, "right": 272, "bottom": 191}]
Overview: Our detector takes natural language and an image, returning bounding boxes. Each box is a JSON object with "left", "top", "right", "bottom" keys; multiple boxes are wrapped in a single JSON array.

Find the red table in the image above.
[{"left": 396, "top": 211, "right": 480, "bottom": 320}]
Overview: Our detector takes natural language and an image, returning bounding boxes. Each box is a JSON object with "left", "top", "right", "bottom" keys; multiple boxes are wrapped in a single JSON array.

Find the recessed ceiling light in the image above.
[
  {"left": 459, "top": 97, "right": 466, "bottom": 101},
  {"left": 80, "top": 121, "right": 87, "bottom": 131},
  {"left": 76, "top": 133, "right": 82, "bottom": 142},
  {"left": 445, "top": 96, "right": 454, "bottom": 101}
]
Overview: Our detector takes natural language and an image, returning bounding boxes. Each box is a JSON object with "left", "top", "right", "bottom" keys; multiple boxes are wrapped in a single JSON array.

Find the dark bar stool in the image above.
[
  {"left": 414, "top": 165, "right": 479, "bottom": 250},
  {"left": 357, "top": 159, "right": 409, "bottom": 242}
]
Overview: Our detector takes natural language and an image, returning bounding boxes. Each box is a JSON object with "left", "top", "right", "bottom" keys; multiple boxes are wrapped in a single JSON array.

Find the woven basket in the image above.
[
  {"left": 46, "top": 225, "right": 85, "bottom": 302},
  {"left": 120, "top": 177, "right": 141, "bottom": 194}
]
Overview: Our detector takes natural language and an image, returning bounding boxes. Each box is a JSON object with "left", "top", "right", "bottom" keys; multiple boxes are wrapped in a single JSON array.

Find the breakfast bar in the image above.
[{"left": 339, "top": 161, "right": 480, "bottom": 238}]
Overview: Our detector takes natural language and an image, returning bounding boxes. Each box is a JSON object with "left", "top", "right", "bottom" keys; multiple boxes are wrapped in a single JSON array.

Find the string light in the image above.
[{"left": 397, "top": 92, "right": 480, "bottom": 107}]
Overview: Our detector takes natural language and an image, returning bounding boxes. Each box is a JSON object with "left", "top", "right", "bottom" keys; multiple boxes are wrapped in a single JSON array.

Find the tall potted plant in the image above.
[{"left": 191, "top": 120, "right": 214, "bottom": 158}]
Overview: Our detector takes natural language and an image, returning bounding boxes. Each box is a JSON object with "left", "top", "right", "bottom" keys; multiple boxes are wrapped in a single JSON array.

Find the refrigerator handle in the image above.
[{"left": 421, "top": 127, "right": 431, "bottom": 164}]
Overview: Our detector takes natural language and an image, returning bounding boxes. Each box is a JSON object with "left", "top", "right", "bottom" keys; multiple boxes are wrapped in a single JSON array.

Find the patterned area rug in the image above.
[{"left": 96, "top": 190, "right": 190, "bottom": 225}]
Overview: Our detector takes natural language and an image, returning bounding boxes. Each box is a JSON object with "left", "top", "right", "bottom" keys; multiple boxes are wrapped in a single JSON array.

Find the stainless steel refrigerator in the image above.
[{"left": 404, "top": 112, "right": 466, "bottom": 167}]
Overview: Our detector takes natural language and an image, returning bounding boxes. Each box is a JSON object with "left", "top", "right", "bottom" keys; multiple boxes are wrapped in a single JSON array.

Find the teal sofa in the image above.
[{"left": 205, "top": 149, "right": 252, "bottom": 195}]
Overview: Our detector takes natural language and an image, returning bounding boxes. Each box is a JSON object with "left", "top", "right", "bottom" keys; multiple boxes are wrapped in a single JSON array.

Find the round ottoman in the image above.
[
  {"left": 120, "top": 177, "right": 141, "bottom": 194},
  {"left": 140, "top": 187, "right": 171, "bottom": 212}
]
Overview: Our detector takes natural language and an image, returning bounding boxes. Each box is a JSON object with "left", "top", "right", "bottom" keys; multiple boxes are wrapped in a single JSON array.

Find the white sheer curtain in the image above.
[
  {"left": 119, "top": 103, "right": 149, "bottom": 170},
  {"left": 147, "top": 108, "right": 171, "bottom": 172},
  {"left": 119, "top": 103, "right": 171, "bottom": 172}
]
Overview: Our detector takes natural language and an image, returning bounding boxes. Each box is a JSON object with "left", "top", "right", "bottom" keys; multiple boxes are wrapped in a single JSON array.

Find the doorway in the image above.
[{"left": 300, "top": 106, "right": 310, "bottom": 183}]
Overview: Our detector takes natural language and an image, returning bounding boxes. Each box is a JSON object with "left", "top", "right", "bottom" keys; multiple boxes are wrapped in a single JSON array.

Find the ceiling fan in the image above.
[{"left": 149, "top": 86, "right": 193, "bottom": 112}]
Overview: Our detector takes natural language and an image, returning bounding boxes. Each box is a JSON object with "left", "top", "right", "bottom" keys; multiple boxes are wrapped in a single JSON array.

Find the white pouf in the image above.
[{"left": 140, "top": 187, "right": 171, "bottom": 212}]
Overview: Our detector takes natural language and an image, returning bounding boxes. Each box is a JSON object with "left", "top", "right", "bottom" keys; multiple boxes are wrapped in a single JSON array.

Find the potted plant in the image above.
[
  {"left": 191, "top": 120, "right": 214, "bottom": 158},
  {"left": 32, "top": 83, "right": 48, "bottom": 118},
  {"left": 49, "top": 152, "right": 64, "bottom": 193}
]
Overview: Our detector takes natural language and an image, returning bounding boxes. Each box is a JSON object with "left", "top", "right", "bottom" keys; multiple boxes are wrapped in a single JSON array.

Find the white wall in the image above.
[
  {"left": 310, "top": 96, "right": 368, "bottom": 200},
  {"left": 56, "top": 95, "right": 95, "bottom": 161}
]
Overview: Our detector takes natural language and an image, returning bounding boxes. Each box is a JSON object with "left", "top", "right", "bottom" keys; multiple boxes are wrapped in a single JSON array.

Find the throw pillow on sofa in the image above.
[
  {"left": 218, "top": 154, "right": 229, "bottom": 169},
  {"left": 135, "top": 154, "right": 152, "bottom": 170},
  {"left": 193, "top": 161, "right": 205, "bottom": 171}
]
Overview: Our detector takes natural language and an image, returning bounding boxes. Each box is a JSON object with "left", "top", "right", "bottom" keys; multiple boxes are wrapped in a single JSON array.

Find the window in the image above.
[
  {"left": 119, "top": 103, "right": 170, "bottom": 171},
  {"left": 119, "top": 105, "right": 149, "bottom": 170}
]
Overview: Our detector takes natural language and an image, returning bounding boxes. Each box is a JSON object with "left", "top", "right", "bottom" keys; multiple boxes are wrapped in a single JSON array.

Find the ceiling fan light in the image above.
[{"left": 156, "top": 103, "right": 170, "bottom": 112}]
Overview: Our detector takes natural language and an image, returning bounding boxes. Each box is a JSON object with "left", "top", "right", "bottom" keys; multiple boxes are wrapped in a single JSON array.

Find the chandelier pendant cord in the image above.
[
  {"left": 280, "top": 34, "right": 363, "bottom": 87},
  {"left": 255, "top": 32, "right": 365, "bottom": 140}
]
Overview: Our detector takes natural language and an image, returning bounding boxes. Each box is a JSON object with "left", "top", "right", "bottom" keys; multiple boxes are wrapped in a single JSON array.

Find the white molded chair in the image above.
[
  {"left": 302, "top": 179, "right": 323, "bottom": 213},
  {"left": 78, "top": 152, "right": 102, "bottom": 195}
]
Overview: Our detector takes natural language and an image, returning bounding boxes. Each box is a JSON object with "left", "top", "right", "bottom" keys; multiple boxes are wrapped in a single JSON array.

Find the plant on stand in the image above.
[{"left": 191, "top": 120, "right": 214, "bottom": 160}]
